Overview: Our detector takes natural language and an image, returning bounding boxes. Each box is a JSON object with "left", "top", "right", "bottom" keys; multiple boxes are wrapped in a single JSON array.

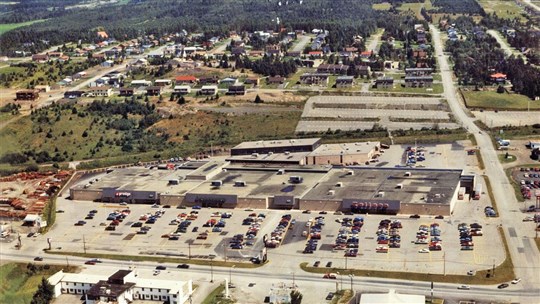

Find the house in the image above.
[
  {"left": 404, "top": 76, "right": 433, "bottom": 88},
  {"left": 35, "top": 85, "right": 50, "bottom": 93},
  {"left": 48, "top": 51, "right": 63, "bottom": 58},
  {"left": 64, "top": 91, "right": 85, "bottom": 99},
  {"left": 58, "top": 55, "right": 70, "bottom": 63},
  {"left": 130, "top": 80, "right": 152, "bottom": 87},
  {"left": 227, "top": 85, "right": 246, "bottom": 95},
  {"left": 200, "top": 85, "right": 218, "bottom": 95},
  {"left": 199, "top": 76, "right": 219, "bottom": 85},
  {"left": 267, "top": 76, "right": 285, "bottom": 84},
  {"left": 86, "top": 86, "right": 112, "bottom": 97},
  {"left": 405, "top": 68, "right": 433, "bottom": 77},
  {"left": 286, "top": 51, "right": 301, "bottom": 57},
  {"left": 173, "top": 85, "right": 191, "bottom": 95},
  {"left": 416, "top": 30, "right": 427, "bottom": 44},
  {"left": 266, "top": 48, "right": 282, "bottom": 57},
  {"left": 101, "top": 60, "right": 114, "bottom": 67},
  {"left": 175, "top": 75, "right": 198, "bottom": 85},
  {"left": 220, "top": 77, "right": 238, "bottom": 86},
  {"left": 308, "top": 51, "right": 323, "bottom": 58},
  {"left": 97, "top": 31, "right": 109, "bottom": 39},
  {"left": 316, "top": 64, "right": 349, "bottom": 75},
  {"left": 48, "top": 269, "right": 193, "bottom": 304},
  {"left": 383, "top": 61, "right": 400, "bottom": 70},
  {"left": 119, "top": 88, "right": 134, "bottom": 97},
  {"left": 154, "top": 79, "right": 172, "bottom": 87},
  {"left": 16, "top": 90, "right": 39, "bottom": 100},
  {"left": 32, "top": 54, "right": 49, "bottom": 63},
  {"left": 92, "top": 53, "right": 106, "bottom": 60},
  {"left": 360, "top": 51, "right": 372, "bottom": 59},
  {"left": 375, "top": 77, "right": 394, "bottom": 89},
  {"left": 231, "top": 47, "right": 246, "bottom": 56},
  {"left": 147, "top": 49, "right": 164, "bottom": 58},
  {"left": 490, "top": 73, "right": 507, "bottom": 84},
  {"left": 244, "top": 77, "right": 260, "bottom": 86},
  {"left": 299, "top": 73, "right": 330, "bottom": 85},
  {"left": 146, "top": 86, "right": 162, "bottom": 96},
  {"left": 249, "top": 50, "right": 265, "bottom": 57},
  {"left": 412, "top": 49, "right": 428, "bottom": 59},
  {"left": 335, "top": 76, "right": 354, "bottom": 88},
  {"left": 356, "top": 65, "right": 371, "bottom": 77}
]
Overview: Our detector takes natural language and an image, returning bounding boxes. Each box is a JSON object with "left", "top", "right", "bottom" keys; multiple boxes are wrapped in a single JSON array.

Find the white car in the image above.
[
  {"left": 511, "top": 278, "right": 521, "bottom": 284},
  {"left": 523, "top": 217, "right": 534, "bottom": 222},
  {"left": 457, "top": 285, "right": 470, "bottom": 290},
  {"left": 418, "top": 248, "right": 429, "bottom": 253}
]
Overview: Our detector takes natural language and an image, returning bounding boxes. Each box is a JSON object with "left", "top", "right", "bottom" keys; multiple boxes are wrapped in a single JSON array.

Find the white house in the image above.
[{"left": 48, "top": 269, "right": 193, "bottom": 304}]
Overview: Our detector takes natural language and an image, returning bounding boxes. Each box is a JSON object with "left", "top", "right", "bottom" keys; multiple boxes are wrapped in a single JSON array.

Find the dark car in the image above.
[
  {"left": 89, "top": 210, "right": 98, "bottom": 214},
  {"left": 85, "top": 215, "right": 94, "bottom": 220},
  {"left": 192, "top": 205, "right": 202, "bottom": 210},
  {"left": 313, "top": 261, "right": 321, "bottom": 267},
  {"left": 326, "top": 261, "right": 332, "bottom": 267},
  {"left": 326, "top": 292, "right": 335, "bottom": 300},
  {"left": 192, "top": 226, "right": 199, "bottom": 233},
  {"left": 85, "top": 261, "right": 96, "bottom": 265},
  {"left": 27, "top": 232, "right": 35, "bottom": 238},
  {"left": 131, "top": 222, "right": 143, "bottom": 228},
  {"left": 156, "top": 265, "right": 166, "bottom": 270},
  {"left": 56, "top": 210, "right": 65, "bottom": 213},
  {"left": 34, "top": 257, "right": 43, "bottom": 261},
  {"left": 497, "top": 283, "right": 509, "bottom": 289},
  {"left": 435, "top": 215, "right": 444, "bottom": 219},
  {"left": 74, "top": 220, "right": 86, "bottom": 226},
  {"left": 177, "top": 264, "right": 190, "bottom": 269},
  {"left": 319, "top": 211, "right": 328, "bottom": 215},
  {"left": 409, "top": 214, "right": 420, "bottom": 219}
]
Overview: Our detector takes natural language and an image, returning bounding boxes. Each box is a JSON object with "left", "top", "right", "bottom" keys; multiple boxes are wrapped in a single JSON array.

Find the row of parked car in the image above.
[
  {"left": 459, "top": 222, "right": 483, "bottom": 251},
  {"left": 267, "top": 214, "right": 292, "bottom": 248},
  {"left": 333, "top": 217, "right": 364, "bottom": 256},
  {"left": 303, "top": 216, "right": 326, "bottom": 254}
]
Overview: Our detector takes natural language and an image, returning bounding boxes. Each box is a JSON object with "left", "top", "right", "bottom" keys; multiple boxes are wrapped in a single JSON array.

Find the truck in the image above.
[{"left": 473, "top": 184, "right": 482, "bottom": 200}]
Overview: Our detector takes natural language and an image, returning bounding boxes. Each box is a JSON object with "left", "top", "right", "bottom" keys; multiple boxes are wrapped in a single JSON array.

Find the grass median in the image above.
[
  {"left": 44, "top": 250, "right": 265, "bottom": 269},
  {"left": 300, "top": 226, "right": 514, "bottom": 284}
]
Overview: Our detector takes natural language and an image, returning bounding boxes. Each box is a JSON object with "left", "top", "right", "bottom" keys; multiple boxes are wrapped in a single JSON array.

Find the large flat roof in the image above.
[
  {"left": 302, "top": 167, "right": 462, "bottom": 205},
  {"left": 231, "top": 138, "right": 321, "bottom": 150},
  {"left": 226, "top": 152, "right": 309, "bottom": 163},
  {"left": 309, "top": 142, "right": 379, "bottom": 156}
]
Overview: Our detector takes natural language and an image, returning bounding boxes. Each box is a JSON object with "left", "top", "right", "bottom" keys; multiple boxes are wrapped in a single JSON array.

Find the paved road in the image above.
[
  {"left": 522, "top": 0, "right": 540, "bottom": 12},
  {"left": 366, "top": 30, "right": 382, "bottom": 52},
  {"left": 290, "top": 35, "right": 312, "bottom": 53},
  {"left": 487, "top": 30, "right": 526, "bottom": 63},
  {"left": 209, "top": 38, "right": 231, "bottom": 54},
  {"left": 431, "top": 24, "right": 540, "bottom": 290}
]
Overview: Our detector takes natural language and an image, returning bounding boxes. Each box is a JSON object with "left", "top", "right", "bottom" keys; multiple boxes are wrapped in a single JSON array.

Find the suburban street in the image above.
[
  {"left": 487, "top": 30, "right": 526, "bottom": 62},
  {"left": 290, "top": 34, "right": 312, "bottom": 53},
  {"left": 431, "top": 24, "right": 540, "bottom": 289}
]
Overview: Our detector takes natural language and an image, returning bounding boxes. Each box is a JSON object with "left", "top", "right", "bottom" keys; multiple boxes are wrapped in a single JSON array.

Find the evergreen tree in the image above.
[{"left": 30, "top": 277, "right": 54, "bottom": 304}]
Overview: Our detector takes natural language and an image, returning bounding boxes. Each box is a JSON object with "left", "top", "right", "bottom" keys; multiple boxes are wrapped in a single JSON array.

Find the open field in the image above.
[
  {"left": 0, "top": 263, "right": 77, "bottom": 304},
  {"left": 477, "top": 0, "right": 527, "bottom": 22},
  {"left": 0, "top": 20, "right": 45, "bottom": 36},
  {"left": 463, "top": 90, "right": 539, "bottom": 110},
  {"left": 372, "top": 2, "right": 392, "bottom": 10}
]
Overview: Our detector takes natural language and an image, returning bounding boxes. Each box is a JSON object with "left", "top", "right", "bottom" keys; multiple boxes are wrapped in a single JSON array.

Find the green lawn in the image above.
[
  {"left": 498, "top": 153, "right": 517, "bottom": 164},
  {"left": 0, "top": 263, "right": 77, "bottom": 304},
  {"left": 201, "top": 284, "right": 235, "bottom": 304},
  {"left": 0, "top": 20, "right": 45, "bottom": 36},
  {"left": 477, "top": 0, "right": 527, "bottom": 22},
  {"left": 372, "top": 2, "right": 391, "bottom": 10},
  {"left": 462, "top": 90, "right": 538, "bottom": 110}
]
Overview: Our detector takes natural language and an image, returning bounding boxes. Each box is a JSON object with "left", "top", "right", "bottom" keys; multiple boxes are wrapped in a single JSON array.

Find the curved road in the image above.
[{"left": 430, "top": 24, "right": 540, "bottom": 290}]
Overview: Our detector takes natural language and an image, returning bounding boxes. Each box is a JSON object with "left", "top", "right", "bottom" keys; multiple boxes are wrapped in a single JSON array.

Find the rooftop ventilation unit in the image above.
[
  {"left": 336, "top": 182, "right": 343, "bottom": 188},
  {"left": 396, "top": 183, "right": 403, "bottom": 189},
  {"left": 377, "top": 191, "right": 385, "bottom": 197},
  {"left": 405, "top": 172, "right": 412, "bottom": 177},
  {"left": 211, "top": 180, "right": 223, "bottom": 187},
  {"left": 328, "top": 190, "right": 335, "bottom": 196},
  {"left": 347, "top": 170, "right": 354, "bottom": 176},
  {"left": 277, "top": 169, "right": 285, "bottom": 175},
  {"left": 234, "top": 180, "right": 247, "bottom": 187}
]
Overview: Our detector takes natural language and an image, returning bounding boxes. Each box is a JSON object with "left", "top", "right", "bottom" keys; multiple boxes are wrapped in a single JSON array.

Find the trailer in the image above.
[{"left": 458, "top": 187, "right": 466, "bottom": 200}]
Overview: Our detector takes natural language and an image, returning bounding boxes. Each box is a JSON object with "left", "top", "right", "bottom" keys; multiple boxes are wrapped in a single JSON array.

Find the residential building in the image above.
[
  {"left": 200, "top": 85, "right": 218, "bottom": 95},
  {"left": 64, "top": 91, "right": 85, "bottom": 99},
  {"left": 101, "top": 60, "right": 114, "bottom": 67},
  {"left": 300, "top": 73, "right": 330, "bottom": 85},
  {"left": 375, "top": 77, "right": 394, "bottom": 89},
  {"left": 199, "top": 76, "right": 219, "bottom": 85},
  {"left": 220, "top": 77, "right": 237, "bottom": 86},
  {"left": 119, "top": 88, "right": 135, "bottom": 97},
  {"left": 227, "top": 85, "right": 246, "bottom": 95},
  {"left": 405, "top": 68, "right": 433, "bottom": 77},
  {"left": 267, "top": 76, "right": 285, "bottom": 85},
  {"left": 86, "top": 86, "right": 112, "bottom": 97},
  {"left": 174, "top": 85, "right": 191, "bottom": 95},
  {"left": 317, "top": 64, "right": 349, "bottom": 75},
  {"left": 175, "top": 75, "right": 198, "bottom": 85},
  {"left": 35, "top": 85, "right": 50, "bottom": 92},
  {"left": 490, "top": 73, "right": 507, "bottom": 84},
  {"left": 404, "top": 76, "right": 433, "bottom": 88},
  {"left": 48, "top": 269, "right": 193, "bottom": 304},
  {"left": 32, "top": 54, "right": 49, "bottom": 63},
  {"left": 16, "top": 90, "right": 39, "bottom": 100},
  {"left": 131, "top": 80, "right": 152, "bottom": 87},
  {"left": 146, "top": 86, "right": 162, "bottom": 96},
  {"left": 154, "top": 79, "right": 172, "bottom": 87},
  {"left": 356, "top": 65, "right": 371, "bottom": 77},
  {"left": 244, "top": 77, "right": 260, "bottom": 86},
  {"left": 335, "top": 76, "right": 354, "bottom": 88}
]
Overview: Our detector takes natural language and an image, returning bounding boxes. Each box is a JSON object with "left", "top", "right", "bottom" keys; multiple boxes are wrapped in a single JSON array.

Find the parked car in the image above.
[
  {"left": 177, "top": 264, "right": 190, "bottom": 269},
  {"left": 323, "top": 273, "right": 337, "bottom": 279},
  {"left": 511, "top": 278, "right": 521, "bottom": 284},
  {"left": 325, "top": 261, "right": 332, "bottom": 267},
  {"left": 156, "top": 265, "right": 166, "bottom": 270},
  {"left": 410, "top": 214, "right": 420, "bottom": 219},
  {"left": 34, "top": 256, "right": 43, "bottom": 261},
  {"left": 325, "top": 292, "right": 334, "bottom": 300},
  {"left": 313, "top": 261, "right": 321, "bottom": 267},
  {"left": 457, "top": 285, "right": 470, "bottom": 290},
  {"left": 418, "top": 248, "right": 429, "bottom": 253}
]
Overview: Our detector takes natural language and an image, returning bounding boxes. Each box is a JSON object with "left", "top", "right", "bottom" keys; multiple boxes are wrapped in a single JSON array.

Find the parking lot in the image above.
[
  {"left": 510, "top": 166, "right": 540, "bottom": 206},
  {"left": 47, "top": 182, "right": 506, "bottom": 276}
]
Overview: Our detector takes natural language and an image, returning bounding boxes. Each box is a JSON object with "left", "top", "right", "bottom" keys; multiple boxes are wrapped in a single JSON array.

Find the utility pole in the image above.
[
  {"left": 229, "top": 265, "right": 235, "bottom": 285},
  {"left": 83, "top": 235, "right": 86, "bottom": 254},
  {"left": 66, "top": 256, "right": 69, "bottom": 267},
  {"left": 188, "top": 242, "right": 191, "bottom": 259},
  {"left": 349, "top": 274, "right": 354, "bottom": 292},
  {"left": 345, "top": 255, "right": 348, "bottom": 270},
  {"left": 492, "top": 259, "right": 495, "bottom": 277},
  {"left": 443, "top": 251, "right": 446, "bottom": 276}
]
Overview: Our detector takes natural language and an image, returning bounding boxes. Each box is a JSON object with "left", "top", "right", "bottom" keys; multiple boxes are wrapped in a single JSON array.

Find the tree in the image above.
[
  {"left": 290, "top": 290, "right": 303, "bottom": 304},
  {"left": 254, "top": 95, "right": 264, "bottom": 104},
  {"left": 30, "top": 277, "right": 54, "bottom": 304}
]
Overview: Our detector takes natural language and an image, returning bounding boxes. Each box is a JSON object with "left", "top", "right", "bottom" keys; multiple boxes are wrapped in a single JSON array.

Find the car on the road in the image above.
[
  {"left": 119, "top": 202, "right": 128, "bottom": 206},
  {"left": 418, "top": 248, "right": 429, "bottom": 253},
  {"left": 177, "top": 264, "right": 190, "bottom": 269},
  {"left": 302, "top": 210, "right": 311, "bottom": 214},
  {"left": 410, "top": 214, "right": 420, "bottom": 219},
  {"left": 85, "top": 261, "right": 96, "bottom": 265},
  {"left": 325, "top": 292, "right": 335, "bottom": 300},
  {"left": 34, "top": 257, "right": 43, "bottom": 261},
  {"left": 497, "top": 283, "right": 509, "bottom": 289},
  {"left": 156, "top": 265, "right": 166, "bottom": 270},
  {"left": 84, "top": 215, "right": 94, "bottom": 220},
  {"left": 323, "top": 273, "right": 337, "bottom": 279},
  {"left": 56, "top": 210, "right": 65, "bottom": 213},
  {"left": 192, "top": 205, "right": 202, "bottom": 210},
  {"left": 511, "top": 278, "right": 521, "bottom": 284},
  {"left": 435, "top": 215, "right": 444, "bottom": 219},
  {"left": 467, "top": 270, "right": 476, "bottom": 276},
  {"left": 313, "top": 261, "right": 321, "bottom": 267},
  {"left": 27, "top": 232, "right": 35, "bottom": 238},
  {"left": 319, "top": 211, "right": 328, "bottom": 215},
  {"left": 131, "top": 222, "right": 143, "bottom": 228},
  {"left": 153, "top": 270, "right": 160, "bottom": 276},
  {"left": 89, "top": 210, "right": 98, "bottom": 214},
  {"left": 457, "top": 285, "right": 470, "bottom": 290}
]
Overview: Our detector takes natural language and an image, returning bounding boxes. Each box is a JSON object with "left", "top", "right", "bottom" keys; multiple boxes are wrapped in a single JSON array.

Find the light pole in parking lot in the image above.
[
  {"left": 210, "top": 255, "right": 216, "bottom": 283},
  {"left": 229, "top": 265, "right": 235, "bottom": 285},
  {"left": 349, "top": 274, "right": 354, "bottom": 292},
  {"left": 291, "top": 272, "right": 296, "bottom": 288}
]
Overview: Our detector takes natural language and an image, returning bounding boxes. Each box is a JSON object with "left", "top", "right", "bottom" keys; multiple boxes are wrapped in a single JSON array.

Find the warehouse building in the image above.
[
  {"left": 305, "top": 142, "right": 380, "bottom": 165},
  {"left": 230, "top": 138, "right": 321, "bottom": 156}
]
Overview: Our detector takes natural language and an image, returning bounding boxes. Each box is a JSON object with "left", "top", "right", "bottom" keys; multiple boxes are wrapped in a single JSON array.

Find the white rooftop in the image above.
[
  {"left": 308, "top": 142, "right": 380, "bottom": 156},
  {"left": 360, "top": 289, "right": 425, "bottom": 304}
]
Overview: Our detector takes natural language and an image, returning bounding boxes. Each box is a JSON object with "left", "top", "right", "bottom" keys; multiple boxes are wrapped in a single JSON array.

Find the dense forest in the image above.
[
  {"left": 431, "top": 0, "right": 485, "bottom": 15},
  {"left": 1, "top": 0, "right": 385, "bottom": 55}
]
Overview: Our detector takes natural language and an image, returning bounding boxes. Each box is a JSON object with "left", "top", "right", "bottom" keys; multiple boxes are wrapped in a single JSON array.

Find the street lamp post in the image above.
[
  {"left": 291, "top": 272, "right": 296, "bottom": 288},
  {"left": 229, "top": 265, "right": 236, "bottom": 285},
  {"left": 349, "top": 274, "right": 354, "bottom": 292},
  {"left": 209, "top": 255, "right": 216, "bottom": 283}
]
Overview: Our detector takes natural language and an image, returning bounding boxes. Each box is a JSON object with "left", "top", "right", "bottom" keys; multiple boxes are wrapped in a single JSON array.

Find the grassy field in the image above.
[
  {"left": 0, "top": 20, "right": 45, "bottom": 36},
  {"left": 477, "top": 0, "right": 527, "bottom": 22},
  {"left": 397, "top": 0, "right": 434, "bottom": 19},
  {"left": 0, "top": 263, "right": 77, "bottom": 304},
  {"left": 372, "top": 2, "right": 391, "bottom": 10},
  {"left": 462, "top": 90, "right": 539, "bottom": 110},
  {"left": 201, "top": 284, "right": 235, "bottom": 304},
  {"left": 498, "top": 153, "right": 517, "bottom": 163}
]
